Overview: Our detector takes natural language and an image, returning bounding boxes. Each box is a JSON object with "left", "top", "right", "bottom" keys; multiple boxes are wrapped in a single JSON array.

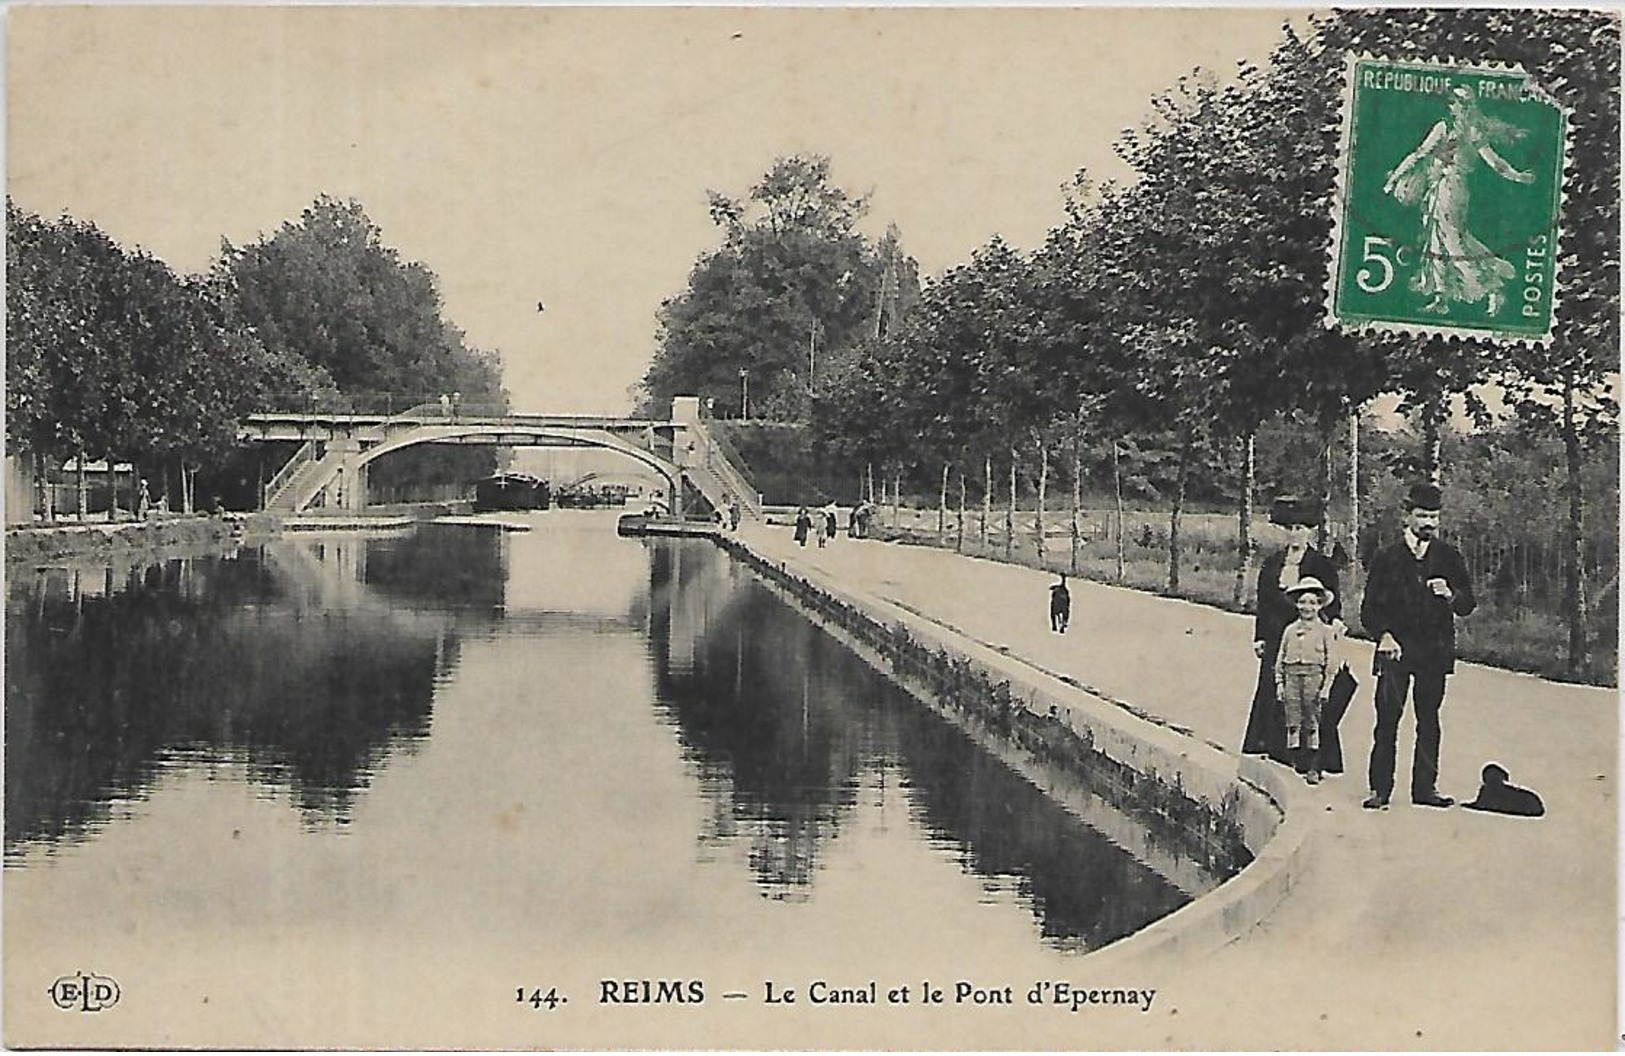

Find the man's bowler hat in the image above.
[{"left": 1406, "top": 482, "right": 1443, "bottom": 511}]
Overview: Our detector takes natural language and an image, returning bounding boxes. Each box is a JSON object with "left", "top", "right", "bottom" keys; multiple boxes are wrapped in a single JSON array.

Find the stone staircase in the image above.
[
  {"left": 685, "top": 421, "right": 762, "bottom": 522},
  {"left": 265, "top": 446, "right": 347, "bottom": 512}
]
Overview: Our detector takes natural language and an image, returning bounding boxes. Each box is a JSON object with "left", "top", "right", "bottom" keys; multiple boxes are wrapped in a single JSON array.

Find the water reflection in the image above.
[
  {"left": 3, "top": 530, "right": 504, "bottom": 857},
  {"left": 8, "top": 520, "right": 1212, "bottom": 953},
  {"left": 644, "top": 540, "right": 1203, "bottom": 950}
]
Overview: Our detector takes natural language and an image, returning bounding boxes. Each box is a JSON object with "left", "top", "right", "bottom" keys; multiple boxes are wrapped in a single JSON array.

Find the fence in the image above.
[{"left": 882, "top": 502, "right": 1618, "bottom": 683}]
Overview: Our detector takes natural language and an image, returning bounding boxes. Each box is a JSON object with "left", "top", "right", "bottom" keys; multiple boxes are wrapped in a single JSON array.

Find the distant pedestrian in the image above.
[
  {"left": 1360, "top": 482, "right": 1477, "bottom": 811},
  {"left": 793, "top": 506, "right": 812, "bottom": 547},
  {"left": 815, "top": 506, "right": 829, "bottom": 547},
  {"left": 728, "top": 500, "right": 740, "bottom": 531},
  {"left": 848, "top": 505, "right": 860, "bottom": 537},
  {"left": 823, "top": 503, "right": 839, "bottom": 544},
  {"left": 1049, "top": 574, "right": 1071, "bottom": 633},
  {"left": 439, "top": 393, "right": 451, "bottom": 418},
  {"left": 855, "top": 501, "right": 874, "bottom": 539},
  {"left": 137, "top": 478, "right": 151, "bottom": 520},
  {"left": 451, "top": 391, "right": 462, "bottom": 421},
  {"left": 1275, "top": 577, "right": 1339, "bottom": 785}
]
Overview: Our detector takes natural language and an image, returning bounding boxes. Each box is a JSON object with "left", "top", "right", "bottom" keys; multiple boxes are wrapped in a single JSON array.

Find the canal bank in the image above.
[
  {"left": 4, "top": 512, "right": 282, "bottom": 567},
  {"left": 726, "top": 523, "right": 1616, "bottom": 1049}
]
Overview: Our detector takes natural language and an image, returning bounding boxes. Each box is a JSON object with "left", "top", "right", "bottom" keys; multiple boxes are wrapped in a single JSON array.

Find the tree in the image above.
[
  {"left": 220, "top": 195, "right": 505, "bottom": 500},
  {"left": 640, "top": 155, "right": 916, "bottom": 422},
  {"left": 221, "top": 195, "right": 498, "bottom": 404}
]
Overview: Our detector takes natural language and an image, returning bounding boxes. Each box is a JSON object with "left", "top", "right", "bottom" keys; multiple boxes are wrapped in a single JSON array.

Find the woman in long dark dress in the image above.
[{"left": 1242, "top": 497, "right": 1343, "bottom": 770}]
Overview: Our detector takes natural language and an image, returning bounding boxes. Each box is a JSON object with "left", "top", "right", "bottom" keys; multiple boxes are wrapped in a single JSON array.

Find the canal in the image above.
[{"left": 5, "top": 510, "right": 1222, "bottom": 1047}]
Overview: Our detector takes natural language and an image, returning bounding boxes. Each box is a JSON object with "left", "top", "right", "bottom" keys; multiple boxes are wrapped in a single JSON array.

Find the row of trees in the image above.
[
  {"left": 640, "top": 9, "right": 1619, "bottom": 678},
  {"left": 6, "top": 196, "right": 506, "bottom": 514}
]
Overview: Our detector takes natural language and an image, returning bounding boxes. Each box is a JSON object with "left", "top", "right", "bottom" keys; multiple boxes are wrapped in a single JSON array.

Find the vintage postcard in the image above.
[{"left": 4, "top": 5, "right": 1618, "bottom": 1052}]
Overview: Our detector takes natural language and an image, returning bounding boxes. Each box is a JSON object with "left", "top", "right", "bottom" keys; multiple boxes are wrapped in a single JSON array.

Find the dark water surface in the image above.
[{"left": 6, "top": 511, "right": 1217, "bottom": 1043}]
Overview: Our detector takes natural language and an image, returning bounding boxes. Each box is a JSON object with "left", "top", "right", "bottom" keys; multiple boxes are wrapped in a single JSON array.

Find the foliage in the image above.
[
  {"left": 219, "top": 195, "right": 503, "bottom": 404},
  {"left": 638, "top": 155, "right": 920, "bottom": 419},
  {"left": 8, "top": 193, "right": 509, "bottom": 509}
]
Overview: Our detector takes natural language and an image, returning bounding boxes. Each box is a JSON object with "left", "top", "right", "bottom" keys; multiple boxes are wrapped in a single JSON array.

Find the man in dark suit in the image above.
[{"left": 1360, "top": 482, "right": 1477, "bottom": 810}]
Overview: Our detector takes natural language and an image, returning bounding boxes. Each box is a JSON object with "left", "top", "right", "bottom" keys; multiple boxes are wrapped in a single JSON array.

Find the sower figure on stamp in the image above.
[
  {"left": 1360, "top": 482, "right": 1476, "bottom": 810},
  {"left": 1382, "top": 84, "right": 1533, "bottom": 318}
]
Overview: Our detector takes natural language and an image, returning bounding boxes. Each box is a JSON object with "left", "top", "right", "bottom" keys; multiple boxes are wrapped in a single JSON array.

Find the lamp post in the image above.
[{"left": 739, "top": 368, "right": 750, "bottom": 422}]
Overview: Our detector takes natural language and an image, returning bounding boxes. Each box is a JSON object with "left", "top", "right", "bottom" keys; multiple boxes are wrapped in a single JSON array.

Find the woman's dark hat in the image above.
[
  {"left": 1406, "top": 482, "right": 1443, "bottom": 511},
  {"left": 1268, "top": 497, "right": 1322, "bottom": 527}
]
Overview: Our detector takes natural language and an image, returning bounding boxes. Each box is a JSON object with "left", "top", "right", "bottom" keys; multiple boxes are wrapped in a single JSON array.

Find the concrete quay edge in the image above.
[{"left": 716, "top": 531, "right": 1321, "bottom": 963}]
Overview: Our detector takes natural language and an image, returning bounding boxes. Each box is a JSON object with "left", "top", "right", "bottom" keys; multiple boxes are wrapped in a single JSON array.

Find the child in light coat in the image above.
[{"left": 1274, "top": 577, "right": 1340, "bottom": 784}]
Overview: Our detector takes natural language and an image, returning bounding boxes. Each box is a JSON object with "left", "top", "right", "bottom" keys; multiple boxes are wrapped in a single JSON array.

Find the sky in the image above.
[{"left": 7, "top": 5, "right": 1299, "bottom": 416}]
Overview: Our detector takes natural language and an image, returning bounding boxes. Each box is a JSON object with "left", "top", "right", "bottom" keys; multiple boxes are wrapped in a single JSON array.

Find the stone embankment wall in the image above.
[
  {"left": 5, "top": 513, "right": 282, "bottom": 567},
  {"left": 715, "top": 534, "right": 1313, "bottom": 959}
]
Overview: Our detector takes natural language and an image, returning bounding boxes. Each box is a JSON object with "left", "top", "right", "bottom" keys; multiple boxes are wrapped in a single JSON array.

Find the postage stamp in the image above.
[{"left": 1328, "top": 55, "right": 1569, "bottom": 344}]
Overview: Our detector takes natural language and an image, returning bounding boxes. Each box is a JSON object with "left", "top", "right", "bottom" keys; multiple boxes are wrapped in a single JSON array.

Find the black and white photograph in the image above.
[{"left": 3, "top": 5, "right": 1619, "bottom": 1050}]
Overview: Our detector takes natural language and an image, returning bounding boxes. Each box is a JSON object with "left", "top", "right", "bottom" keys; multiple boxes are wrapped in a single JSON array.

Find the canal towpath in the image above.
[{"left": 734, "top": 520, "right": 1616, "bottom": 1050}]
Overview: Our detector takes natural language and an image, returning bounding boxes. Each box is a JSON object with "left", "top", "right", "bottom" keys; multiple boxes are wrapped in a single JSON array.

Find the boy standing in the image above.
[{"left": 1274, "top": 576, "right": 1339, "bottom": 784}]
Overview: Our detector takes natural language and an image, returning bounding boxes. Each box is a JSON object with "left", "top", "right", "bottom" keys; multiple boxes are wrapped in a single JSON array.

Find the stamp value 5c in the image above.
[{"left": 1328, "top": 55, "right": 1568, "bottom": 344}]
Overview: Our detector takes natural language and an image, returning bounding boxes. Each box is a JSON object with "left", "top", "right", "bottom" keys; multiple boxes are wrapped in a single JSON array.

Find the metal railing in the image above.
[
  {"left": 690, "top": 422, "right": 763, "bottom": 519},
  {"left": 703, "top": 424, "right": 760, "bottom": 496},
  {"left": 263, "top": 440, "right": 317, "bottom": 507},
  {"left": 254, "top": 393, "right": 512, "bottom": 417}
]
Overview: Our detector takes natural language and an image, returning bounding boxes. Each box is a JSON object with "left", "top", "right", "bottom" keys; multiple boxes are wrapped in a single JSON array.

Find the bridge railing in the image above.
[
  {"left": 263, "top": 440, "right": 317, "bottom": 507},
  {"left": 254, "top": 393, "right": 513, "bottom": 417},
  {"left": 703, "top": 423, "right": 760, "bottom": 497},
  {"left": 691, "top": 421, "right": 762, "bottom": 518}
]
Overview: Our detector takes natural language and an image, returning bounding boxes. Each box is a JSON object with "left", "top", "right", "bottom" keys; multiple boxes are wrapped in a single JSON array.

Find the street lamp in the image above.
[{"left": 739, "top": 368, "right": 750, "bottom": 422}]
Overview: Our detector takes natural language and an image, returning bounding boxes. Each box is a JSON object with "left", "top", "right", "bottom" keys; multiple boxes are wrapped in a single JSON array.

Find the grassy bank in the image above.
[
  {"left": 5, "top": 513, "right": 281, "bottom": 567},
  {"left": 870, "top": 506, "right": 1616, "bottom": 688}
]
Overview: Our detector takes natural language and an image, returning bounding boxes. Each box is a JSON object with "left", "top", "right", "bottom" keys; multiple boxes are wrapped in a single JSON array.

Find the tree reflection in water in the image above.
[
  {"left": 644, "top": 541, "right": 1199, "bottom": 950},
  {"left": 4, "top": 528, "right": 504, "bottom": 859}
]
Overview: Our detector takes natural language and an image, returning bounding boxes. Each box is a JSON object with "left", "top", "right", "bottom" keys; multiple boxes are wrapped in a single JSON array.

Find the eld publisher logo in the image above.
[{"left": 49, "top": 972, "right": 120, "bottom": 1013}]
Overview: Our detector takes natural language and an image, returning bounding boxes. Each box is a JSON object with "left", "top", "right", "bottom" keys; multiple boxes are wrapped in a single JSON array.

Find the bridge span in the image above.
[{"left": 240, "top": 396, "right": 760, "bottom": 521}]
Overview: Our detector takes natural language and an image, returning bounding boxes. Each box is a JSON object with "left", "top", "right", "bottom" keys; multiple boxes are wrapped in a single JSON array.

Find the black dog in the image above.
[{"left": 1462, "top": 762, "right": 1545, "bottom": 817}]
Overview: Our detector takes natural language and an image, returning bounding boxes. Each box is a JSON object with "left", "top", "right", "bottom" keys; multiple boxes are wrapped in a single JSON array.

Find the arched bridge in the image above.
[{"left": 239, "top": 396, "right": 760, "bottom": 520}]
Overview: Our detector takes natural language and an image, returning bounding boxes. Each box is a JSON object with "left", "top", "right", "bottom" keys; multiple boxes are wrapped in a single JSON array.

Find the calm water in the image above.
[{"left": 5, "top": 511, "right": 1216, "bottom": 1046}]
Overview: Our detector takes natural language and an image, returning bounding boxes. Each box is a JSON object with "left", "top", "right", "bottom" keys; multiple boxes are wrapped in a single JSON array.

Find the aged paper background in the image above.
[{"left": 5, "top": 5, "right": 1617, "bottom": 1051}]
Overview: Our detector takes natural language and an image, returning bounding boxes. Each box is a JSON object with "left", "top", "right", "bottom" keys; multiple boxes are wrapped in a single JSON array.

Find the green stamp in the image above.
[{"left": 1328, "top": 56, "right": 1568, "bottom": 344}]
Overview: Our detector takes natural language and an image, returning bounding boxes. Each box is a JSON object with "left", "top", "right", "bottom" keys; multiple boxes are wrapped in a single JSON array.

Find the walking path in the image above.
[{"left": 739, "top": 523, "right": 1616, "bottom": 1049}]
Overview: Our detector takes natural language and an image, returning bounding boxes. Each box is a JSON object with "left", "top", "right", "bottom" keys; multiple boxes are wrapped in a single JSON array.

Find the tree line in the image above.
[
  {"left": 639, "top": 9, "right": 1619, "bottom": 679},
  {"left": 6, "top": 195, "right": 506, "bottom": 515}
]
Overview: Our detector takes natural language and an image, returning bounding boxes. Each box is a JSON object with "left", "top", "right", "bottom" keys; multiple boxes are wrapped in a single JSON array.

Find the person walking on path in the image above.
[
  {"left": 823, "top": 504, "right": 839, "bottom": 545},
  {"left": 1360, "top": 482, "right": 1477, "bottom": 810},
  {"left": 815, "top": 506, "right": 829, "bottom": 548},
  {"left": 1274, "top": 577, "right": 1340, "bottom": 785},
  {"left": 1242, "top": 497, "right": 1342, "bottom": 768},
  {"left": 1049, "top": 574, "right": 1071, "bottom": 634},
  {"left": 793, "top": 506, "right": 812, "bottom": 547},
  {"left": 439, "top": 393, "right": 451, "bottom": 418},
  {"left": 728, "top": 500, "right": 740, "bottom": 531}
]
